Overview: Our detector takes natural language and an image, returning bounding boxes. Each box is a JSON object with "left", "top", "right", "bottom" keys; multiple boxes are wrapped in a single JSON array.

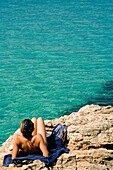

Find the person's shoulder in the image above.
[
  {"left": 32, "top": 133, "right": 42, "bottom": 141},
  {"left": 14, "top": 134, "right": 26, "bottom": 144},
  {"left": 31, "top": 134, "right": 41, "bottom": 147}
]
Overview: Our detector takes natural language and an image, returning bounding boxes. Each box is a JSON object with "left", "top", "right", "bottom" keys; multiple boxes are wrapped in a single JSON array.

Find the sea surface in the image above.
[{"left": 0, "top": 0, "right": 113, "bottom": 146}]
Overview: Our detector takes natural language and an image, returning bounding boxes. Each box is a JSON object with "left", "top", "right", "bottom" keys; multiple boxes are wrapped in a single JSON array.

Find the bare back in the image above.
[{"left": 15, "top": 134, "right": 41, "bottom": 156}]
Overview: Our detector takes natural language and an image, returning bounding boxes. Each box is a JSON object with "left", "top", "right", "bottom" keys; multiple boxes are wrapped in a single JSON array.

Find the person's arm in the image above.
[
  {"left": 12, "top": 135, "right": 20, "bottom": 159},
  {"left": 35, "top": 134, "right": 49, "bottom": 157}
]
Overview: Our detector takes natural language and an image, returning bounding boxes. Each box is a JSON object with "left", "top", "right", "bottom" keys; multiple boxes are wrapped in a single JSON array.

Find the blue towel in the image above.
[{"left": 3, "top": 127, "right": 69, "bottom": 167}]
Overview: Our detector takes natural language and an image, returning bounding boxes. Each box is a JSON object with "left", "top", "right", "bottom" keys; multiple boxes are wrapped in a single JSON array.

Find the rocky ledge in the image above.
[{"left": 0, "top": 104, "right": 113, "bottom": 170}]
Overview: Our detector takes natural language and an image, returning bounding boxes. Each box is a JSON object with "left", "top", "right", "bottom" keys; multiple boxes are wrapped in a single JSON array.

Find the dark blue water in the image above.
[{"left": 0, "top": 0, "right": 113, "bottom": 145}]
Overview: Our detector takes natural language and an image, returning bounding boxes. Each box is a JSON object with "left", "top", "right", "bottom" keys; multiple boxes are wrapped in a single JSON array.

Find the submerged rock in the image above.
[{"left": 0, "top": 104, "right": 113, "bottom": 169}]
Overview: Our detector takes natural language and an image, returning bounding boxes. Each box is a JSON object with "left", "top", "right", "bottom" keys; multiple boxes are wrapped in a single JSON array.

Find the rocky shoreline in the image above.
[{"left": 0, "top": 104, "right": 113, "bottom": 169}]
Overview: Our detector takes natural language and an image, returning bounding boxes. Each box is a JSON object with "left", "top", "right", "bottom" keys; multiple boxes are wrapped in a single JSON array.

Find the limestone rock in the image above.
[{"left": 0, "top": 104, "right": 113, "bottom": 169}]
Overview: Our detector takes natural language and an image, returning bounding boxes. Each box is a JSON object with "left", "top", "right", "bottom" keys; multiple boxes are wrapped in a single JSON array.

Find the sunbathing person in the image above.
[{"left": 12, "top": 117, "right": 49, "bottom": 159}]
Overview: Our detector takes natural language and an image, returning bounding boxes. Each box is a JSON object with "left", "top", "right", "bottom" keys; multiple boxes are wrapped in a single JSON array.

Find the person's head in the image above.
[{"left": 20, "top": 119, "right": 34, "bottom": 139}]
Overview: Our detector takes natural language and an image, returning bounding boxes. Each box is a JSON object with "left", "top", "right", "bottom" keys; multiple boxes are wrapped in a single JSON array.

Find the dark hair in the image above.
[{"left": 20, "top": 119, "right": 34, "bottom": 139}]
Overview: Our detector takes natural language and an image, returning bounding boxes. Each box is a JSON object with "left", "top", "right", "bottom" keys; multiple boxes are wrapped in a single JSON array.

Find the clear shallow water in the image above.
[{"left": 0, "top": 0, "right": 113, "bottom": 145}]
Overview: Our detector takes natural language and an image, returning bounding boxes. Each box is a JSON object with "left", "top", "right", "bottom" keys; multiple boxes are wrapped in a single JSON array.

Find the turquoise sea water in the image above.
[{"left": 0, "top": 0, "right": 113, "bottom": 146}]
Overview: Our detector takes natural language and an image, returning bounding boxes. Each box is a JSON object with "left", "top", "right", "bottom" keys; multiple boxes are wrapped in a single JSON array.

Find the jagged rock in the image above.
[{"left": 0, "top": 104, "right": 113, "bottom": 169}]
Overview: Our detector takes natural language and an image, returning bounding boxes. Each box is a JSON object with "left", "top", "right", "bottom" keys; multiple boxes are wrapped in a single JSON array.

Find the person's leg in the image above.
[
  {"left": 37, "top": 117, "right": 47, "bottom": 146},
  {"left": 31, "top": 117, "right": 37, "bottom": 136}
]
